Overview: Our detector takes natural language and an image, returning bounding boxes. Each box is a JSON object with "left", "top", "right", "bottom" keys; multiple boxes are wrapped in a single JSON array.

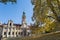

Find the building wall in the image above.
[
  {"left": 1, "top": 20, "right": 31, "bottom": 38},
  {"left": 2, "top": 25, "right": 31, "bottom": 38},
  {"left": 2, "top": 25, "right": 22, "bottom": 38}
]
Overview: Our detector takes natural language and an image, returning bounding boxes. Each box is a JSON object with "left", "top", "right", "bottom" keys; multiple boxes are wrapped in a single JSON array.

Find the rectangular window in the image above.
[
  {"left": 12, "top": 32, "right": 14, "bottom": 35},
  {"left": 8, "top": 32, "right": 10, "bottom": 35},
  {"left": 16, "top": 32, "right": 17, "bottom": 35},
  {"left": 4, "top": 32, "right": 6, "bottom": 35},
  {"left": 19, "top": 32, "right": 20, "bottom": 35}
]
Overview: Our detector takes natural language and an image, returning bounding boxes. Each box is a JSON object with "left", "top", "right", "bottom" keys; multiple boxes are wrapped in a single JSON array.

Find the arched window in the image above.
[{"left": 10, "top": 23, "right": 11, "bottom": 26}]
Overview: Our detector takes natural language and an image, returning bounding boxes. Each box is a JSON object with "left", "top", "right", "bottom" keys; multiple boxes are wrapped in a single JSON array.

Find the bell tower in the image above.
[
  {"left": 22, "top": 12, "right": 26, "bottom": 25},
  {"left": 20, "top": 12, "right": 31, "bottom": 36}
]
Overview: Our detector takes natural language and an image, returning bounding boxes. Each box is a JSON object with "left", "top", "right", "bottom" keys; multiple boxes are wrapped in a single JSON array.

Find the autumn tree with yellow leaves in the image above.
[{"left": 31, "top": 0, "right": 60, "bottom": 33}]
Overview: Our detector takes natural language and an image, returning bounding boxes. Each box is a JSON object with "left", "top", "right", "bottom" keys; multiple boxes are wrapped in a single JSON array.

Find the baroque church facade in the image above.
[{"left": 0, "top": 12, "right": 31, "bottom": 38}]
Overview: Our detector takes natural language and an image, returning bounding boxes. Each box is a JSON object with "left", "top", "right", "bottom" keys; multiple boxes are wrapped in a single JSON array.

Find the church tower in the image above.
[
  {"left": 21, "top": 12, "right": 28, "bottom": 28},
  {"left": 20, "top": 12, "right": 31, "bottom": 36},
  {"left": 22, "top": 12, "right": 26, "bottom": 25}
]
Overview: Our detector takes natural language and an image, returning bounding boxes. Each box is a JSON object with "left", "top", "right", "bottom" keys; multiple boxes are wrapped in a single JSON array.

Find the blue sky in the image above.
[{"left": 0, "top": 0, "right": 33, "bottom": 25}]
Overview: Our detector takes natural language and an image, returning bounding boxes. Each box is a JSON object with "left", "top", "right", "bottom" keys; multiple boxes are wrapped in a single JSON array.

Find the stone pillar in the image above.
[
  {"left": 17, "top": 30, "right": 18, "bottom": 37},
  {"left": 7, "top": 28, "right": 9, "bottom": 37},
  {"left": 2, "top": 29, "right": 4, "bottom": 38},
  {"left": 14, "top": 27, "right": 16, "bottom": 37},
  {"left": 10, "top": 28, "right": 12, "bottom": 37}
]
